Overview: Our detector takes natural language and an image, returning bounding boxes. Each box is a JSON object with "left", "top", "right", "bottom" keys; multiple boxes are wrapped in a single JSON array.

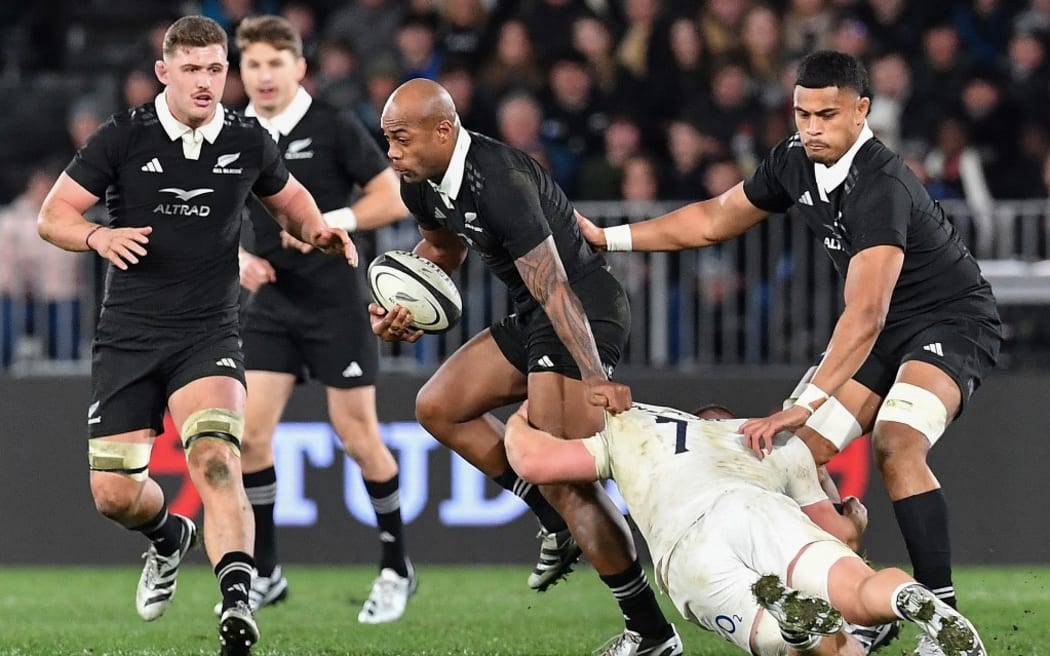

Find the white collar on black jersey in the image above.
[
  {"left": 429, "top": 120, "right": 471, "bottom": 208},
  {"left": 245, "top": 86, "right": 312, "bottom": 141},
  {"left": 812, "top": 121, "right": 874, "bottom": 201},
  {"left": 155, "top": 90, "right": 225, "bottom": 160}
]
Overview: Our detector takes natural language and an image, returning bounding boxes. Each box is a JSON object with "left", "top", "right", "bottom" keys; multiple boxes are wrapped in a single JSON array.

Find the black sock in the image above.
[
  {"left": 494, "top": 467, "right": 568, "bottom": 533},
  {"left": 599, "top": 560, "right": 671, "bottom": 640},
  {"left": 130, "top": 505, "right": 184, "bottom": 557},
  {"left": 364, "top": 475, "right": 408, "bottom": 577},
  {"left": 215, "top": 551, "right": 255, "bottom": 612},
  {"left": 244, "top": 467, "right": 278, "bottom": 577},
  {"left": 893, "top": 489, "right": 956, "bottom": 608}
]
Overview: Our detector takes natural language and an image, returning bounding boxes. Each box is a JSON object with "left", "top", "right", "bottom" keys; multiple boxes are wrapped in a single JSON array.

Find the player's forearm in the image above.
[
  {"left": 271, "top": 185, "right": 327, "bottom": 243},
  {"left": 346, "top": 170, "right": 409, "bottom": 231},
  {"left": 38, "top": 198, "right": 97, "bottom": 252},
  {"left": 412, "top": 238, "right": 466, "bottom": 275},
  {"left": 809, "top": 305, "right": 884, "bottom": 400},
  {"left": 541, "top": 282, "right": 607, "bottom": 381},
  {"left": 505, "top": 413, "right": 598, "bottom": 484}
]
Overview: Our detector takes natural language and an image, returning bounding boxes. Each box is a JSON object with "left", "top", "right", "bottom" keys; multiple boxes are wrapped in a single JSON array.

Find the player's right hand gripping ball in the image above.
[{"left": 367, "top": 250, "right": 462, "bottom": 333}]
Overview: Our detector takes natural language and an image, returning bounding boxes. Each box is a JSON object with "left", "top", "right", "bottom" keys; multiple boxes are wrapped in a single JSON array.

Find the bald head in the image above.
[
  {"left": 381, "top": 78, "right": 461, "bottom": 184},
  {"left": 383, "top": 78, "right": 457, "bottom": 129}
]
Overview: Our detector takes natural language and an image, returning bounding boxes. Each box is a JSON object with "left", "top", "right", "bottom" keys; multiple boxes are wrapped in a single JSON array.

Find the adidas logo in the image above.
[
  {"left": 87, "top": 400, "right": 102, "bottom": 425},
  {"left": 922, "top": 342, "right": 944, "bottom": 356},
  {"left": 536, "top": 355, "right": 554, "bottom": 368},
  {"left": 215, "top": 357, "right": 238, "bottom": 369},
  {"left": 141, "top": 158, "right": 163, "bottom": 173},
  {"left": 798, "top": 190, "right": 814, "bottom": 206},
  {"left": 434, "top": 207, "right": 446, "bottom": 219},
  {"left": 342, "top": 361, "right": 363, "bottom": 378}
]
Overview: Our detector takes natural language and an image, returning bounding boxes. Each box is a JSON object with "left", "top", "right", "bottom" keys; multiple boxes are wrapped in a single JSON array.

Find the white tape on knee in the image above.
[
  {"left": 876, "top": 382, "right": 948, "bottom": 445},
  {"left": 87, "top": 440, "right": 152, "bottom": 481},
  {"left": 804, "top": 396, "right": 863, "bottom": 450},
  {"left": 789, "top": 540, "right": 861, "bottom": 601}
]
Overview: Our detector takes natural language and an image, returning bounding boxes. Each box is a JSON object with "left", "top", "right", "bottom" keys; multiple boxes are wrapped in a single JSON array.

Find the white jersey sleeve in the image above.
[
  {"left": 581, "top": 432, "right": 612, "bottom": 480},
  {"left": 770, "top": 438, "right": 828, "bottom": 508}
]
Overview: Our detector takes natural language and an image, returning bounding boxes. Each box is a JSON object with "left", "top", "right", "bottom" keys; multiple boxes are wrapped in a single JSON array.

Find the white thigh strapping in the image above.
[
  {"left": 804, "top": 396, "right": 863, "bottom": 450},
  {"left": 876, "top": 382, "right": 949, "bottom": 445},
  {"left": 788, "top": 539, "right": 862, "bottom": 601}
]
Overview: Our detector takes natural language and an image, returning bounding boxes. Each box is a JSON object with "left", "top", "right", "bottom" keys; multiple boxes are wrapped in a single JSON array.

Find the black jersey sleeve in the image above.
[
  {"left": 844, "top": 172, "right": 910, "bottom": 252},
  {"left": 479, "top": 167, "right": 551, "bottom": 259},
  {"left": 335, "top": 111, "right": 389, "bottom": 185},
  {"left": 401, "top": 183, "right": 440, "bottom": 230},
  {"left": 65, "top": 117, "right": 122, "bottom": 198},
  {"left": 743, "top": 139, "right": 795, "bottom": 213},
  {"left": 252, "top": 128, "right": 290, "bottom": 197}
]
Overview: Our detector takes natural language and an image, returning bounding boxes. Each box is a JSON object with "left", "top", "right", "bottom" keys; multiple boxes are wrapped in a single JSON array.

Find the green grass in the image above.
[{"left": 0, "top": 565, "right": 1046, "bottom": 655}]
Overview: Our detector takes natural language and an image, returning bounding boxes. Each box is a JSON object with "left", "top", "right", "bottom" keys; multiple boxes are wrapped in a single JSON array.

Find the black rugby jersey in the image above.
[
  {"left": 743, "top": 131, "right": 998, "bottom": 325},
  {"left": 245, "top": 94, "right": 388, "bottom": 306},
  {"left": 402, "top": 129, "right": 605, "bottom": 314},
  {"left": 66, "top": 95, "right": 288, "bottom": 330}
]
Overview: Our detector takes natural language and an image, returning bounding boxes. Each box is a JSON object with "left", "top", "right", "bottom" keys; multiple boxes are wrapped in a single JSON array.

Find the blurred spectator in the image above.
[
  {"left": 700, "top": 156, "right": 744, "bottom": 198},
  {"left": 924, "top": 116, "right": 995, "bottom": 253},
  {"left": 912, "top": 23, "right": 975, "bottom": 124},
  {"left": 282, "top": 2, "right": 321, "bottom": 64},
  {"left": 697, "top": 0, "right": 749, "bottom": 59},
  {"left": 575, "top": 115, "right": 643, "bottom": 200},
  {"left": 438, "top": 0, "right": 489, "bottom": 63},
  {"left": 616, "top": 0, "right": 665, "bottom": 80},
  {"left": 478, "top": 19, "right": 544, "bottom": 103},
  {"left": 648, "top": 16, "right": 710, "bottom": 122},
  {"left": 867, "top": 51, "right": 928, "bottom": 154},
  {"left": 540, "top": 51, "right": 609, "bottom": 172},
  {"left": 521, "top": 0, "right": 592, "bottom": 63},
  {"left": 66, "top": 97, "right": 106, "bottom": 152},
  {"left": 326, "top": 0, "right": 406, "bottom": 64},
  {"left": 1014, "top": 0, "right": 1050, "bottom": 34},
  {"left": 0, "top": 160, "right": 82, "bottom": 366},
  {"left": 782, "top": 0, "right": 834, "bottom": 56},
  {"left": 829, "top": 14, "right": 872, "bottom": 62},
  {"left": 740, "top": 4, "right": 786, "bottom": 109},
  {"left": 662, "top": 119, "right": 721, "bottom": 201},
  {"left": 496, "top": 91, "right": 573, "bottom": 187},
  {"left": 958, "top": 72, "right": 1021, "bottom": 196},
  {"left": 120, "top": 68, "right": 160, "bottom": 110},
  {"left": 316, "top": 38, "right": 365, "bottom": 109},
  {"left": 620, "top": 155, "right": 661, "bottom": 201},
  {"left": 997, "top": 122, "right": 1050, "bottom": 199},
  {"left": 572, "top": 16, "right": 644, "bottom": 118},
  {"left": 1003, "top": 29, "right": 1048, "bottom": 124},
  {"left": 222, "top": 66, "right": 247, "bottom": 109},
  {"left": 686, "top": 60, "right": 763, "bottom": 174},
  {"left": 397, "top": 14, "right": 444, "bottom": 81},
  {"left": 854, "top": 0, "right": 923, "bottom": 57},
  {"left": 439, "top": 58, "right": 496, "bottom": 137},
  {"left": 357, "top": 56, "right": 402, "bottom": 145},
  {"left": 954, "top": 0, "right": 1014, "bottom": 66},
  {"left": 200, "top": 0, "right": 279, "bottom": 57}
]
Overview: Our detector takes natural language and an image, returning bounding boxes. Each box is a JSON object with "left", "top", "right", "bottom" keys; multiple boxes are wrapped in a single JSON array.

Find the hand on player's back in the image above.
[
  {"left": 741, "top": 405, "right": 811, "bottom": 458},
  {"left": 369, "top": 303, "right": 424, "bottom": 343},
  {"left": 586, "top": 377, "right": 632, "bottom": 413},
  {"left": 88, "top": 226, "right": 152, "bottom": 270},
  {"left": 575, "top": 210, "right": 607, "bottom": 251}
]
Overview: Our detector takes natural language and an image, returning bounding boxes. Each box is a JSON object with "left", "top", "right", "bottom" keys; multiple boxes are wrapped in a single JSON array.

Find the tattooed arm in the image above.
[{"left": 514, "top": 236, "right": 631, "bottom": 412}]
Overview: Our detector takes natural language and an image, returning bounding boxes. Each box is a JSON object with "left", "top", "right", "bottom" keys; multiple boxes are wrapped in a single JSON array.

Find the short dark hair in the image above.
[
  {"left": 236, "top": 15, "right": 304, "bottom": 59},
  {"left": 693, "top": 403, "right": 735, "bottom": 420},
  {"left": 163, "top": 16, "right": 228, "bottom": 57},
  {"left": 795, "top": 50, "right": 870, "bottom": 98}
]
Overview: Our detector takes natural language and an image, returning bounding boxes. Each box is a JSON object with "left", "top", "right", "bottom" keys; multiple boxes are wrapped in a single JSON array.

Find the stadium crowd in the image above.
[{"left": 1, "top": 0, "right": 1049, "bottom": 367}]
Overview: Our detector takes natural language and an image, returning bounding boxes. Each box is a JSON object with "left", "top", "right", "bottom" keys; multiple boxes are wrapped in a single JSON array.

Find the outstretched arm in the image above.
[
  {"left": 578, "top": 182, "right": 769, "bottom": 252},
  {"left": 742, "top": 245, "right": 904, "bottom": 455},
  {"left": 802, "top": 497, "right": 868, "bottom": 552},
  {"left": 504, "top": 403, "right": 600, "bottom": 484},
  {"left": 514, "top": 236, "right": 631, "bottom": 412},
  {"left": 259, "top": 174, "right": 357, "bottom": 266}
]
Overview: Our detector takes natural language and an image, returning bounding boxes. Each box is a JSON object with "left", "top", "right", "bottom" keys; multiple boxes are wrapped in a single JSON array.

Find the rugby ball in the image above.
[{"left": 367, "top": 250, "right": 462, "bottom": 334}]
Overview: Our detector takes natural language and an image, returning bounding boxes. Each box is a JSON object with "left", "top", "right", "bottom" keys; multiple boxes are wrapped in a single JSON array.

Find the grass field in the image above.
[{"left": 0, "top": 564, "right": 1045, "bottom": 655}]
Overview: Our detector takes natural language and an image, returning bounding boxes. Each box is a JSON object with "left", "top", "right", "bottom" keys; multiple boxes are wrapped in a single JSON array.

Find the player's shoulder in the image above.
[
  {"left": 466, "top": 130, "right": 529, "bottom": 169},
  {"left": 852, "top": 139, "right": 922, "bottom": 194},
  {"left": 223, "top": 106, "right": 267, "bottom": 132}
]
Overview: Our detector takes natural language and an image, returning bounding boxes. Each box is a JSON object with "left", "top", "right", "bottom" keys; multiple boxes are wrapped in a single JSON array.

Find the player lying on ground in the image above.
[{"left": 504, "top": 401, "right": 987, "bottom": 656}]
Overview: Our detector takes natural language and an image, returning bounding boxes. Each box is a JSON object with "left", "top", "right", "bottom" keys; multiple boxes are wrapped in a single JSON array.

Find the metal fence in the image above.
[{"left": 3, "top": 199, "right": 1049, "bottom": 374}]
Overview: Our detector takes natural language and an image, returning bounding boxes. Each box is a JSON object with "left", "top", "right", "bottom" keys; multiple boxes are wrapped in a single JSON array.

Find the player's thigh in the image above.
[
  {"left": 418, "top": 327, "right": 528, "bottom": 422},
  {"left": 663, "top": 518, "right": 761, "bottom": 653},
  {"left": 241, "top": 297, "right": 305, "bottom": 380},
  {"left": 243, "top": 370, "right": 296, "bottom": 447},
  {"left": 326, "top": 385, "right": 380, "bottom": 440},
  {"left": 786, "top": 366, "right": 882, "bottom": 458},
  {"left": 89, "top": 341, "right": 169, "bottom": 438}
]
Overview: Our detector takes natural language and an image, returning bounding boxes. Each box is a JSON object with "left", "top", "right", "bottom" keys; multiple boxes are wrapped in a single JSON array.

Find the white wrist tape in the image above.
[
  {"left": 322, "top": 207, "right": 358, "bottom": 232},
  {"left": 603, "top": 224, "right": 633, "bottom": 252},
  {"left": 794, "top": 383, "right": 829, "bottom": 415}
]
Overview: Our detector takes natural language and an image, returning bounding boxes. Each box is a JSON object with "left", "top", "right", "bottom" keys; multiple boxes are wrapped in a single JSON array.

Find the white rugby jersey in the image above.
[{"left": 582, "top": 402, "right": 827, "bottom": 573}]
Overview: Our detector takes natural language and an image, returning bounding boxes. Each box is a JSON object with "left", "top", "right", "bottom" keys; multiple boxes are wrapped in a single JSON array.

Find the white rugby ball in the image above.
[{"left": 367, "top": 250, "right": 463, "bottom": 334}]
